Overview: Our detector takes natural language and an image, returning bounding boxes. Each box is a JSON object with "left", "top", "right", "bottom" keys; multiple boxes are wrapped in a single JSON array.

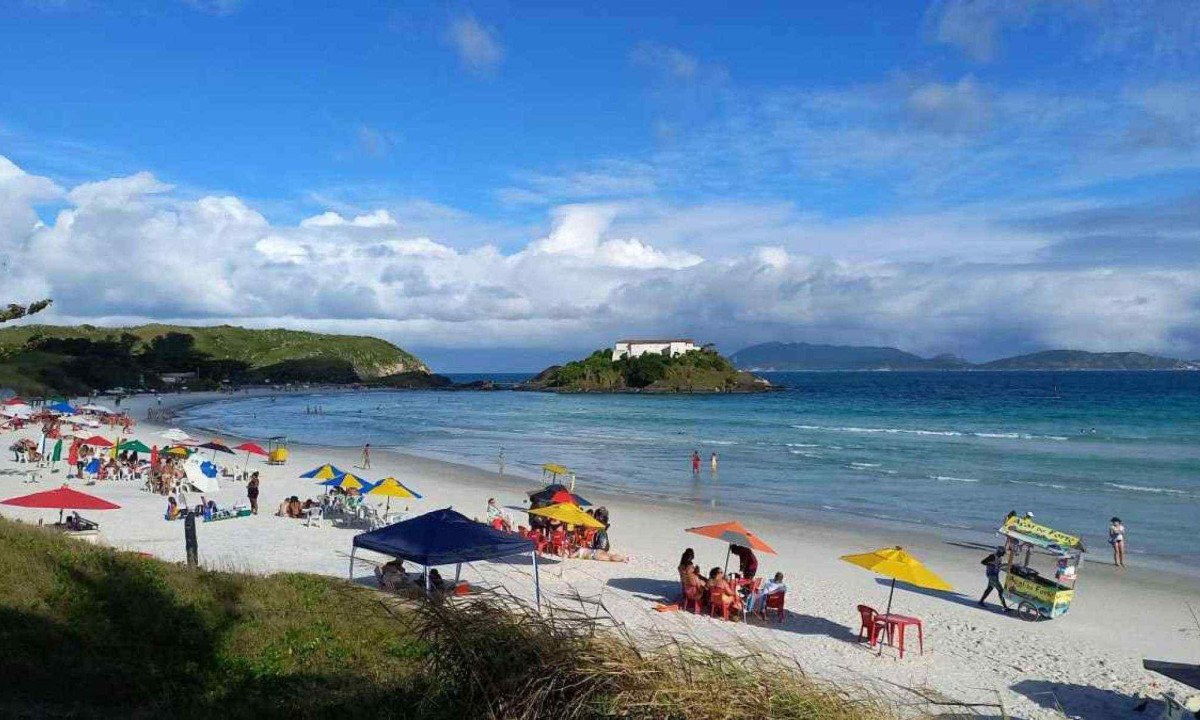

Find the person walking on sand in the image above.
[
  {"left": 978, "top": 547, "right": 1010, "bottom": 612},
  {"left": 691, "top": 450, "right": 701, "bottom": 475},
  {"left": 247, "top": 472, "right": 260, "bottom": 515},
  {"left": 1109, "top": 517, "right": 1126, "bottom": 568},
  {"left": 361, "top": 443, "right": 371, "bottom": 470},
  {"left": 710, "top": 452, "right": 718, "bottom": 473}
]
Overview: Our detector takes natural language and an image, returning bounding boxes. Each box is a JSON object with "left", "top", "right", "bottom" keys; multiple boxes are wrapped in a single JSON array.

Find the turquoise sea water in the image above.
[{"left": 179, "top": 372, "right": 1200, "bottom": 569}]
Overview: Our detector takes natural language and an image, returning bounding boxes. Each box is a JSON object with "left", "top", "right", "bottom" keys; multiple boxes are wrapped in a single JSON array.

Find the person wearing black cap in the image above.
[{"left": 979, "top": 547, "right": 1010, "bottom": 612}]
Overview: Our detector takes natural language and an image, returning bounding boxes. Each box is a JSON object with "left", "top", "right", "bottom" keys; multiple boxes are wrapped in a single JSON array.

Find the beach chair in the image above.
[
  {"left": 304, "top": 505, "right": 325, "bottom": 528},
  {"left": 856, "top": 605, "right": 886, "bottom": 646},
  {"left": 708, "top": 587, "right": 738, "bottom": 621},
  {"left": 548, "top": 528, "right": 570, "bottom": 557},
  {"left": 762, "top": 591, "right": 786, "bottom": 622},
  {"left": 682, "top": 583, "right": 704, "bottom": 614}
]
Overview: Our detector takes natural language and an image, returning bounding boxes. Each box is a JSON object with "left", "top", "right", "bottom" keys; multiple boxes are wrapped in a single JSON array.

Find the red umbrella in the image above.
[
  {"left": 2, "top": 485, "right": 120, "bottom": 523},
  {"left": 234, "top": 442, "right": 268, "bottom": 456},
  {"left": 81, "top": 435, "right": 113, "bottom": 448},
  {"left": 1, "top": 396, "right": 26, "bottom": 406}
]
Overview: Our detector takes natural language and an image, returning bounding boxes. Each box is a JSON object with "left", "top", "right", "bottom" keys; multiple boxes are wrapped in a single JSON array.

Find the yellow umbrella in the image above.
[
  {"left": 840, "top": 546, "right": 952, "bottom": 616},
  {"left": 164, "top": 446, "right": 190, "bottom": 457},
  {"left": 319, "top": 471, "right": 371, "bottom": 491},
  {"left": 366, "top": 477, "right": 422, "bottom": 514},
  {"left": 527, "top": 502, "right": 604, "bottom": 529},
  {"left": 542, "top": 463, "right": 570, "bottom": 477}
]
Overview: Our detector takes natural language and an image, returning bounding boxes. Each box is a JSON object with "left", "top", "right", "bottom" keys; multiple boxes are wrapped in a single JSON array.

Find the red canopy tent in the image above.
[{"left": 81, "top": 435, "right": 114, "bottom": 448}]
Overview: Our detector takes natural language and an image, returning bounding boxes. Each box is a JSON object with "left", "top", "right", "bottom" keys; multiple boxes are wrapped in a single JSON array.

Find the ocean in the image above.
[{"left": 179, "top": 371, "right": 1200, "bottom": 571}]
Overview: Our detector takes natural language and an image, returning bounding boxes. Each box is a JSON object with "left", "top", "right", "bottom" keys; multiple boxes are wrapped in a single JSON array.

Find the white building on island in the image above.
[{"left": 612, "top": 338, "right": 697, "bottom": 360}]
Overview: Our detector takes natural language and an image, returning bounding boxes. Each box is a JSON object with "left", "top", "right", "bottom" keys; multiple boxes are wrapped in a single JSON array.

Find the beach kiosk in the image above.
[
  {"left": 999, "top": 515, "right": 1085, "bottom": 621},
  {"left": 266, "top": 436, "right": 289, "bottom": 465}
]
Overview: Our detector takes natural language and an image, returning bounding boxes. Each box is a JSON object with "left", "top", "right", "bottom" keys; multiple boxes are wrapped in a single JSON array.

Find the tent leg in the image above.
[
  {"left": 454, "top": 563, "right": 461, "bottom": 585},
  {"left": 348, "top": 547, "right": 356, "bottom": 580},
  {"left": 425, "top": 566, "right": 431, "bottom": 595},
  {"left": 533, "top": 550, "right": 541, "bottom": 612}
]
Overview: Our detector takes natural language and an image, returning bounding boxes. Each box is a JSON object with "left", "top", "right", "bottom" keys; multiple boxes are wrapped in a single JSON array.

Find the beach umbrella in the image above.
[
  {"left": 79, "top": 404, "right": 113, "bottom": 414},
  {"left": 319, "top": 471, "right": 371, "bottom": 491},
  {"left": 528, "top": 484, "right": 591, "bottom": 507},
  {"left": 234, "top": 441, "right": 268, "bottom": 472},
  {"left": 164, "top": 445, "right": 191, "bottom": 457},
  {"left": 117, "top": 439, "right": 152, "bottom": 454},
  {"left": 199, "top": 440, "right": 234, "bottom": 454},
  {"left": 2, "top": 484, "right": 120, "bottom": 523},
  {"left": 299, "top": 463, "right": 344, "bottom": 480},
  {"left": 47, "top": 401, "right": 77, "bottom": 414},
  {"left": 81, "top": 435, "right": 113, "bottom": 448},
  {"left": 528, "top": 502, "right": 604, "bottom": 529},
  {"left": 160, "top": 428, "right": 193, "bottom": 443},
  {"left": 366, "top": 477, "right": 422, "bottom": 513},
  {"left": 1, "top": 396, "right": 26, "bottom": 406},
  {"left": 840, "top": 546, "right": 953, "bottom": 618},
  {"left": 686, "top": 520, "right": 777, "bottom": 574},
  {"left": 51, "top": 438, "right": 63, "bottom": 463}
]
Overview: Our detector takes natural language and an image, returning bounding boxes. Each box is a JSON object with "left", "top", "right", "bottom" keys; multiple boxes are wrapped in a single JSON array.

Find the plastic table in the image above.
[{"left": 875, "top": 613, "right": 924, "bottom": 659}]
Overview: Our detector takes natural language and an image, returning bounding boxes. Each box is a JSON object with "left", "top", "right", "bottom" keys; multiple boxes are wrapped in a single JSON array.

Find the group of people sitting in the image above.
[
  {"left": 677, "top": 545, "right": 788, "bottom": 619},
  {"left": 277, "top": 495, "right": 321, "bottom": 518},
  {"left": 375, "top": 559, "right": 451, "bottom": 593},
  {"left": 487, "top": 498, "right": 629, "bottom": 563},
  {"left": 165, "top": 494, "right": 242, "bottom": 521},
  {"left": 8, "top": 439, "right": 39, "bottom": 463}
]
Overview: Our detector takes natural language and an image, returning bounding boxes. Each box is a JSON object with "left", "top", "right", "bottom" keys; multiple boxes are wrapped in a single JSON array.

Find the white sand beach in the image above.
[{"left": 3, "top": 390, "right": 1198, "bottom": 719}]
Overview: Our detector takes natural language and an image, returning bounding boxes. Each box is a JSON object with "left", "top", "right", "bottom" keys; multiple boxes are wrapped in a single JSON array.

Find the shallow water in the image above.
[{"left": 180, "top": 371, "right": 1200, "bottom": 568}]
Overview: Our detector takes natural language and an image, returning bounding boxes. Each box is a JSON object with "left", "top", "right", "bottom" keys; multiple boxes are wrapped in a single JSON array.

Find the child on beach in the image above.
[{"left": 1109, "top": 517, "right": 1126, "bottom": 568}]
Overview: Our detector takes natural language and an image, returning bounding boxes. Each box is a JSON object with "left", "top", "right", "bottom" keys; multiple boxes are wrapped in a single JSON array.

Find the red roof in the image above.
[{"left": 1, "top": 485, "right": 121, "bottom": 511}]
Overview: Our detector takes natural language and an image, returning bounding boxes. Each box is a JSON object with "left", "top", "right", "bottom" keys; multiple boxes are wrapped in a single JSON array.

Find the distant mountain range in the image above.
[{"left": 729, "top": 342, "right": 1200, "bottom": 372}]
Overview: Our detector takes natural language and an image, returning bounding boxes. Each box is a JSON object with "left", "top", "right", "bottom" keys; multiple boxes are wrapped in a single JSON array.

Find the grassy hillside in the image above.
[
  {"left": 0, "top": 517, "right": 887, "bottom": 719},
  {"left": 524, "top": 347, "right": 771, "bottom": 393},
  {"left": 0, "top": 324, "right": 428, "bottom": 394}
]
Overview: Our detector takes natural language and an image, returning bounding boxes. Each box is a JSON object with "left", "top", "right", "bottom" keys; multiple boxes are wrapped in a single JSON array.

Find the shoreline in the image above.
[
  {"left": 171, "top": 388, "right": 1200, "bottom": 579},
  {"left": 3, "top": 388, "right": 1196, "bottom": 717}
]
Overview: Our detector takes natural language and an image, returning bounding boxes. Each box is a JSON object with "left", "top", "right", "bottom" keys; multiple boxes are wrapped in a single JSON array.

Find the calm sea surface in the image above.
[{"left": 180, "top": 372, "right": 1200, "bottom": 569}]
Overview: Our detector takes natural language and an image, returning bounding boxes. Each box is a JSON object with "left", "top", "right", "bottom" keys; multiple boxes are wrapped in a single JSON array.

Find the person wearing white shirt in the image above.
[{"left": 748, "top": 572, "right": 787, "bottom": 613}]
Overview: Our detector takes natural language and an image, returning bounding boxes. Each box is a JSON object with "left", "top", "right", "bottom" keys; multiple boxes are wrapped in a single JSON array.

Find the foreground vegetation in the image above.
[
  {"left": 0, "top": 324, "right": 428, "bottom": 395},
  {"left": 0, "top": 518, "right": 889, "bottom": 719},
  {"left": 525, "top": 347, "right": 770, "bottom": 393}
]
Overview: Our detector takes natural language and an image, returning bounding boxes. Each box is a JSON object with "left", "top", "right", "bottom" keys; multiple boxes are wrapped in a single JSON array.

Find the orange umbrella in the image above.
[{"left": 686, "top": 520, "right": 777, "bottom": 574}]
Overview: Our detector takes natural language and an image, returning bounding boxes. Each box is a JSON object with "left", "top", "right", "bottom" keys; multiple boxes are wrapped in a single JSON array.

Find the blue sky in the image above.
[{"left": 2, "top": 1, "right": 1200, "bottom": 370}]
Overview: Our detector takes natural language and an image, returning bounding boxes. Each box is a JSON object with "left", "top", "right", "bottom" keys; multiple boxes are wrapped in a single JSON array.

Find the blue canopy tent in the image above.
[
  {"left": 351, "top": 508, "right": 541, "bottom": 608},
  {"left": 48, "top": 401, "right": 78, "bottom": 415}
]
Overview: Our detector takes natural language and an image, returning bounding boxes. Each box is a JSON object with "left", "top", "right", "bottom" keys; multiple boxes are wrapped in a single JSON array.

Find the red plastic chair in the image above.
[
  {"left": 549, "top": 528, "right": 569, "bottom": 556},
  {"left": 682, "top": 583, "right": 704, "bottom": 614},
  {"left": 709, "top": 587, "right": 741, "bottom": 620},
  {"left": 856, "top": 605, "right": 886, "bottom": 646},
  {"left": 522, "top": 528, "right": 547, "bottom": 554},
  {"left": 762, "top": 591, "right": 786, "bottom": 622}
]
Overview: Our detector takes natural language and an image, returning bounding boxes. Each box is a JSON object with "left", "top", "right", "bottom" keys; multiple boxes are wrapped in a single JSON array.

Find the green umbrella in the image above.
[
  {"left": 117, "top": 440, "right": 152, "bottom": 454},
  {"left": 51, "top": 438, "right": 63, "bottom": 463}
]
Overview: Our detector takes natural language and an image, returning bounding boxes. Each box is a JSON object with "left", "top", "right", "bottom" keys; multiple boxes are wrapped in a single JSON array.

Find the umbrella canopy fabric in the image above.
[
  {"left": 79, "top": 404, "right": 113, "bottom": 414},
  {"left": 840, "top": 546, "right": 953, "bottom": 592},
  {"left": 367, "top": 477, "right": 422, "bottom": 499},
  {"left": 48, "top": 401, "right": 78, "bottom": 414},
  {"left": 685, "top": 520, "right": 777, "bottom": 554},
  {"left": 164, "top": 446, "right": 191, "bottom": 457},
  {"left": 541, "top": 463, "right": 570, "bottom": 476},
  {"left": 117, "top": 440, "right": 152, "bottom": 453},
  {"left": 51, "top": 438, "right": 63, "bottom": 462},
  {"left": 352, "top": 508, "right": 534, "bottom": 566},
  {"left": 527, "top": 502, "right": 604, "bottom": 528},
  {"left": 528, "top": 484, "right": 591, "bottom": 507},
  {"left": 1143, "top": 660, "right": 1200, "bottom": 692},
  {"left": 300, "top": 463, "right": 344, "bottom": 480},
  {"left": 234, "top": 442, "right": 268, "bottom": 456},
  {"left": 81, "top": 435, "right": 114, "bottom": 448},
  {"left": 1, "top": 396, "right": 26, "bottom": 406},
  {"left": 320, "top": 471, "right": 371, "bottom": 491},
  {"left": 199, "top": 441, "right": 235, "bottom": 454},
  {"left": 1, "top": 485, "right": 120, "bottom": 511}
]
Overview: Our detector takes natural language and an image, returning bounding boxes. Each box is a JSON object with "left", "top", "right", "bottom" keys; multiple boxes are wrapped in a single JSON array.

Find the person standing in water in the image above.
[
  {"left": 710, "top": 452, "right": 719, "bottom": 473},
  {"left": 361, "top": 443, "right": 371, "bottom": 470},
  {"left": 691, "top": 450, "right": 701, "bottom": 475},
  {"left": 498, "top": 447, "right": 505, "bottom": 475},
  {"left": 1109, "top": 517, "right": 1126, "bottom": 568}
]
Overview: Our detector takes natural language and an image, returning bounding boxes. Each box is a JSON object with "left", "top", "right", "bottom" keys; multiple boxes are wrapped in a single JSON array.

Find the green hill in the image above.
[
  {"left": 521, "top": 347, "right": 771, "bottom": 393},
  {"left": 979, "top": 350, "right": 1198, "bottom": 370},
  {"left": 0, "top": 324, "right": 428, "bottom": 395}
]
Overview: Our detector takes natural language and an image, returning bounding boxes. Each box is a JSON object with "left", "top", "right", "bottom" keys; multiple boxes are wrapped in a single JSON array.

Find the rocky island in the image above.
[{"left": 520, "top": 340, "right": 771, "bottom": 393}]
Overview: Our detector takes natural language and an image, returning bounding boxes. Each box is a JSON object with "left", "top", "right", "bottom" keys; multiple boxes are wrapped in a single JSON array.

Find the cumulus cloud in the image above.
[
  {"left": 447, "top": 14, "right": 504, "bottom": 74},
  {"left": 4, "top": 155, "right": 1200, "bottom": 360}
]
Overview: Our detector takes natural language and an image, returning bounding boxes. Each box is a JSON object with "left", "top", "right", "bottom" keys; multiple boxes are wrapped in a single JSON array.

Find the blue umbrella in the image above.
[{"left": 48, "top": 401, "right": 77, "bottom": 414}]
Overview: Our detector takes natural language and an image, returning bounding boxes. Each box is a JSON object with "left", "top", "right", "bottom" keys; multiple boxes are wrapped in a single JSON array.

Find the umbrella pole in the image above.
[
  {"left": 885, "top": 578, "right": 896, "bottom": 616},
  {"left": 533, "top": 550, "right": 541, "bottom": 612},
  {"left": 724, "top": 545, "right": 731, "bottom": 575},
  {"left": 454, "top": 563, "right": 461, "bottom": 585}
]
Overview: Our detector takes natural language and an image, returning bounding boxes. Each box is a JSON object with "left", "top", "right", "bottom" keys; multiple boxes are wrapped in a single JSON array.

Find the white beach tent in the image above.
[
  {"left": 160, "top": 428, "right": 193, "bottom": 443},
  {"left": 182, "top": 458, "right": 221, "bottom": 493},
  {"left": 79, "top": 404, "right": 113, "bottom": 414}
]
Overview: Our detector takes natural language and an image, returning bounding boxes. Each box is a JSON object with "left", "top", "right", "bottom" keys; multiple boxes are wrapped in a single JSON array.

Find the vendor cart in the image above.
[{"left": 998, "top": 515, "right": 1086, "bottom": 621}]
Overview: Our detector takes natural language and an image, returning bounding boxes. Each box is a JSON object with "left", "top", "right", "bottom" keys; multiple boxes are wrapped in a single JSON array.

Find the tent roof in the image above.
[
  {"left": 352, "top": 508, "right": 533, "bottom": 566},
  {"left": 1144, "top": 659, "right": 1200, "bottom": 691}
]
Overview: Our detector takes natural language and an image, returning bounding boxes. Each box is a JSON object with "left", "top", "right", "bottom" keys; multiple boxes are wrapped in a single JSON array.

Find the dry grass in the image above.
[{"left": 0, "top": 517, "right": 895, "bottom": 719}]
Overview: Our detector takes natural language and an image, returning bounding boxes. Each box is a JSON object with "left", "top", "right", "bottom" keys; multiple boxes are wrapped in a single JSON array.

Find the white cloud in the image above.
[
  {"left": 4, "top": 155, "right": 1200, "bottom": 360},
  {"left": 447, "top": 14, "right": 504, "bottom": 74},
  {"left": 182, "top": 0, "right": 245, "bottom": 16}
]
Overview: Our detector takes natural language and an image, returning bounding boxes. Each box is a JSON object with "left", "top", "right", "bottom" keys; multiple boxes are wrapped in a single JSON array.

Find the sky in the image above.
[{"left": 2, "top": 0, "right": 1199, "bottom": 371}]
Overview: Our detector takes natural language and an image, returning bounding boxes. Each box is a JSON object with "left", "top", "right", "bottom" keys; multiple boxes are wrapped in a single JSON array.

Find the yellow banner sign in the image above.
[
  {"left": 1005, "top": 573, "right": 1074, "bottom": 606},
  {"left": 1004, "top": 517, "right": 1081, "bottom": 549}
]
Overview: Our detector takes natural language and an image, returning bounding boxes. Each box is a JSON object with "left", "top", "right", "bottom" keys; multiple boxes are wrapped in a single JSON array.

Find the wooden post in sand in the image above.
[{"left": 184, "top": 511, "right": 198, "bottom": 567}]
